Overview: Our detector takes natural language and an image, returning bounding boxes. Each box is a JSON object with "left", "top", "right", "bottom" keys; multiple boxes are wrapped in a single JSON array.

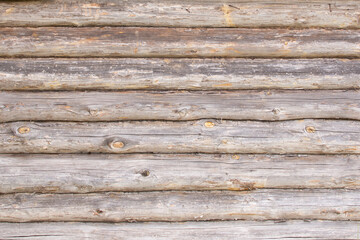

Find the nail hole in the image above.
[
  {"left": 141, "top": 170, "right": 150, "bottom": 177},
  {"left": 17, "top": 126, "right": 30, "bottom": 134}
]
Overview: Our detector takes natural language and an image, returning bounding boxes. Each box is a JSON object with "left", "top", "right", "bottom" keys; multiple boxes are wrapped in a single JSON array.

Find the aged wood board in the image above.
[
  {"left": 0, "top": 189, "right": 359, "bottom": 222},
  {"left": 1, "top": 154, "right": 359, "bottom": 194},
  {"left": 2, "top": 28, "right": 360, "bottom": 58},
  {"left": 0, "top": 221, "right": 359, "bottom": 239},
  {"left": 1, "top": 58, "right": 359, "bottom": 90},
  {"left": 2, "top": 120, "right": 360, "bottom": 154},
  {"left": 1, "top": 90, "right": 360, "bottom": 122},
  {"left": 0, "top": 0, "right": 359, "bottom": 28}
]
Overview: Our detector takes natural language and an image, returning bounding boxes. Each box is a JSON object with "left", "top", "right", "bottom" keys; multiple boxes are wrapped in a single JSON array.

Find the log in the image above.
[
  {"left": 2, "top": 28, "right": 360, "bottom": 58},
  {"left": 1, "top": 90, "right": 360, "bottom": 122},
  {"left": 1, "top": 58, "right": 359, "bottom": 91},
  {"left": 1, "top": 154, "right": 359, "bottom": 193},
  {"left": 0, "top": 190, "right": 359, "bottom": 222},
  {"left": 2, "top": 120, "right": 360, "bottom": 154},
  {"left": 0, "top": 221, "right": 359, "bottom": 239},
  {"left": 0, "top": 0, "right": 359, "bottom": 29}
]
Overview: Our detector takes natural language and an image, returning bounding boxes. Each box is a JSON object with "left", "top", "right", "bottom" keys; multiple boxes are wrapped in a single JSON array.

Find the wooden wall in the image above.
[{"left": 0, "top": 0, "right": 360, "bottom": 239}]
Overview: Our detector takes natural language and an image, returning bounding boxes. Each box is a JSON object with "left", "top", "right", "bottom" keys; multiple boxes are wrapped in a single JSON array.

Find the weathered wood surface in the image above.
[
  {"left": 2, "top": 28, "right": 360, "bottom": 58},
  {"left": 0, "top": 0, "right": 359, "bottom": 29},
  {"left": 0, "top": 221, "right": 359, "bottom": 240},
  {"left": 2, "top": 58, "right": 360, "bottom": 91},
  {"left": 2, "top": 120, "right": 360, "bottom": 154},
  {"left": 2, "top": 90, "right": 360, "bottom": 122},
  {"left": 1, "top": 154, "right": 359, "bottom": 194},
  {"left": 1, "top": 190, "right": 359, "bottom": 222}
]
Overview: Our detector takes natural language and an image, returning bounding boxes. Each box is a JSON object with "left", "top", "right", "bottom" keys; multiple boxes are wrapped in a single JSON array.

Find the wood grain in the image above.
[
  {"left": 1, "top": 154, "right": 359, "bottom": 194},
  {"left": 0, "top": 0, "right": 359, "bottom": 28},
  {"left": 1, "top": 90, "right": 360, "bottom": 122},
  {"left": 1, "top": 189, "right": 359, "bottom": 222},
  {"left": 2, "top": 28, "right": 360, "bottom": 58},
  {"left": 2, "top": 58, "right": 359, "bottom": 91},
  {"left": 0, "top": 221, "right": 359, "bottom": 239},
  {"left": 2, "top": 120, "right": 360, "bottom": 154}
]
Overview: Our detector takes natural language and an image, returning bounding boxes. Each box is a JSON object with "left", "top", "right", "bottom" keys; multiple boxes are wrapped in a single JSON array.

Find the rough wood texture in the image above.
[
  {"left": 1, "top": 154, "right": 359, "bottom": 194},
  {"left": 1, "top": 189, "right": 359, "bottom": 222},
  {"left": 2, "top": 90, "right": 360, "bottom": 122},
  {"left": 0, "top": 221, "right": 359, "bottom": 239},
  {"left": 1, "top": 58, "right": 360, "bottom": 91},
  {"left": 2, "top": 28, "right": 360, "bottom": 58},
  {"left": 0, "top": 0, "right": 359, "bottom": 29},
  {"left": 2, "top": 120, "right": 360, "bottom": 154}
]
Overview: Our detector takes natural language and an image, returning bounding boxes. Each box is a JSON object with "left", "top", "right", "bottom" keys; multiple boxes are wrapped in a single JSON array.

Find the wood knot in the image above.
[
  {"left": 107, "top": 137, "right": 127, "bottom": 150},
  {"left": 232, "top": 155, "right": 240, "bottom": 160},
  {"left": 111, "top": 141, "right": 125, "bottom": 149},
  {"left": 140, "top": 169, "right": 150, "bottom": 177},
  {"left": 305, "top": 126, "right": 316, "bottom": 133},
  {"left": 204, "top": 121, "right": 215, "bottom": 128},
  {"left": 17, "top": 126, "right": 30, "bottom": 134}
]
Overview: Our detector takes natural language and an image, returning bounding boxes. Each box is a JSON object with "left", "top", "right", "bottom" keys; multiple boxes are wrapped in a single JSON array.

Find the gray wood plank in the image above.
[
  {"left": 1, "top": 154, "right": 359, "bottom": 194},
  {"left": 0, "top": 190, "right": 359, "bottom": 222},
  {"left": 2, "top": 28, "right": 360, "bottom": 58},
  {"left": 1, "top": 90, "right": 360, "bottom": 122},
  {"left": 2, "top": 120, "right": 360, "bottom": 154},
  {"left": 2, "top": 58, "right": 359, "bottom": 91},
  {"left": 0, "top": 221, "right": 359, "bottom": 239},
  {"left": 0, "top": 0, "right": 359, "bottom": 28}
]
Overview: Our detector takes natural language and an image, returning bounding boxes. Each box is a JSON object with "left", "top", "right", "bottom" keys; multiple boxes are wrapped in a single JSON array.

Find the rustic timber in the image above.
[
  {"left": 1, "top": 154, "right": 359, "bottom": 194},
  {"left": 1, "top": 58, "right": 360, "bottom": 91},
  {"left": 1, "top": 189, "right": 359, "bottom": 222},
  {"left": 2, "top": 28, "right": 360, "bottom": 58},
  {"left": 2, "top": 120, "right": 360, "bottom": 154},
  {"left": 0, "top": 221, "right": 359, "bottom": 239},
  {"left": 1, "top": 90, "right": 360, "bottom": 122},
  {"left": 0, "top": 0, "right": 359, "bottom": 29}
]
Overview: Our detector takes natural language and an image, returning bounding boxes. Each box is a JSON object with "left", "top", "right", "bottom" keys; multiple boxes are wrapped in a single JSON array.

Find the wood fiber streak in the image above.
[
  {"left": 1, "top": 120, "right": 360, "bottom": 154},
  {"left": 0, "top": 190, "right": 359, "bottom": 222},
  {"left": 0, "top": 0, "right": 359, "bottom": 28},
  {"left": 2, "top": 28, "right": 360, "bottom": 58},
  {"left": 0, "top": 154, "right": 359, "bottom": 193}
]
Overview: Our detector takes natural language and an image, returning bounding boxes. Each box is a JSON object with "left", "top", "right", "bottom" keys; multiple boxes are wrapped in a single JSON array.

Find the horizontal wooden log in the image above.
[
  {"left": 0, "top": 221, "right": 359, "bottom": 239},
  {"left": 1, "top": 90, "right": 360, "bottom": 122},
  {"left": 2, "top": 120, "right": 360, "bottom": 154},
  {"left": 1, "top": 154, "right": 359, "bottom": 194},
  {"left": 2, "top": 28, "right": 360, "bottom": 58},
  {"left": 1, "top": 58, "right": 360, "bottom": 91},
  {"left": 0, "top": 0, "right": 359, "bottom": 29},
  {"left": 1, "top": 190, "right": 359, "bottom": 222}
]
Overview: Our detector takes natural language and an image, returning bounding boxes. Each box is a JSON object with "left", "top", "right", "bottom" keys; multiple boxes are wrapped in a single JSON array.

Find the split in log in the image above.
[
  {"left": 1, "top": 90, "right": 360, "bottom": 122},
  {"left": 2, "top": 28, "right": 360, "bottom": 58},
  {"left": 0, "top": 189, "right": 359, "bottom": 222},
  {"left": 0, "top": 0, "right": 359, "bottom": 29},
  {"left": 0, "top": 154, "right": 359, "bottom": 193},
  {"left": 1, "top": 120, "right": 360, "bottom": 154}
]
